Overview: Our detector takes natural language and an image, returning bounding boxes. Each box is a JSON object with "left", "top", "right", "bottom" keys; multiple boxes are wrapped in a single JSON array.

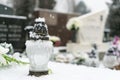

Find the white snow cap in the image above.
[{"left": 35, "top": 17, "right": 45, "bottom": 22}]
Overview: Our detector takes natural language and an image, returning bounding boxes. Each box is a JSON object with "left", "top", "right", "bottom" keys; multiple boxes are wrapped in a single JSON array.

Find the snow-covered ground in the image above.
[{"left": 0, "top": 58, "right": 120, "bottom": 80}]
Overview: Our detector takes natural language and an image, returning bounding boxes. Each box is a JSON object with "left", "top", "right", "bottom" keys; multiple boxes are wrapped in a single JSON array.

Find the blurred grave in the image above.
[
  {"left": 67, "top": 10, "right": 109, "bottom": 56},
  {"left": 0, "top": 4, "right": 27, "bottom": 52}
]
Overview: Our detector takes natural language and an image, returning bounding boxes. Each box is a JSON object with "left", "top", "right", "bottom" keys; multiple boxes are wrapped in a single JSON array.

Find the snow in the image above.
[
  {"left": 35, "top": 17, "right": 45, "bottom": 22},
  {"left": 0, "top": 58, "right": 120, "bottom": 80},
  {"left": 0, "top": 14, "right": 27, "bottom": 19}
]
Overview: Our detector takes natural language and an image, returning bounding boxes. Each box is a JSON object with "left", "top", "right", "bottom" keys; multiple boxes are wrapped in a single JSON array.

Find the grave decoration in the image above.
[
  {"left": 25, "top": 17, "right": 53, "bottom": 76},
  {"left": 0, "top": 42, "right": 27, "bottom": 66},
  {"left": 66, "top": 17, "right": 80, "bottom": 42},
  {"left": 103, "top": 36, "right": 120, "bottom": 70}
]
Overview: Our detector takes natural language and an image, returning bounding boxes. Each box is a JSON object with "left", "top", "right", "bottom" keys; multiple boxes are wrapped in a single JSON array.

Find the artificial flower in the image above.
[{"left": 66, "top": 17, "right": 80, "bottom": 30}]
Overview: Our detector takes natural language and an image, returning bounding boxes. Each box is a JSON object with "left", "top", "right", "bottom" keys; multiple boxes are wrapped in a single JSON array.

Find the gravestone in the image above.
[
  {"left": 0, "top": 14, "right": 27, "bottom": 52},
  {"left": 67, "top": 10, "right": 109, "bottom": 53}
]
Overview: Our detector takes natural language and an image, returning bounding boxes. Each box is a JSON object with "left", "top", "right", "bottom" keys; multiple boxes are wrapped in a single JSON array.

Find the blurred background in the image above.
[
  {"left": 0, "top": 0, "right": 120, "bottom": 52},
  {"left": 1, "top": 0, "right": 120, "bottom": 68}
]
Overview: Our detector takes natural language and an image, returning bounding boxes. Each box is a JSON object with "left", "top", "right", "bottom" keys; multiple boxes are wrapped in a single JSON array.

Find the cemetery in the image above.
[{"left": 0, "top": 0, "right": 120, "bottom": 80}]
